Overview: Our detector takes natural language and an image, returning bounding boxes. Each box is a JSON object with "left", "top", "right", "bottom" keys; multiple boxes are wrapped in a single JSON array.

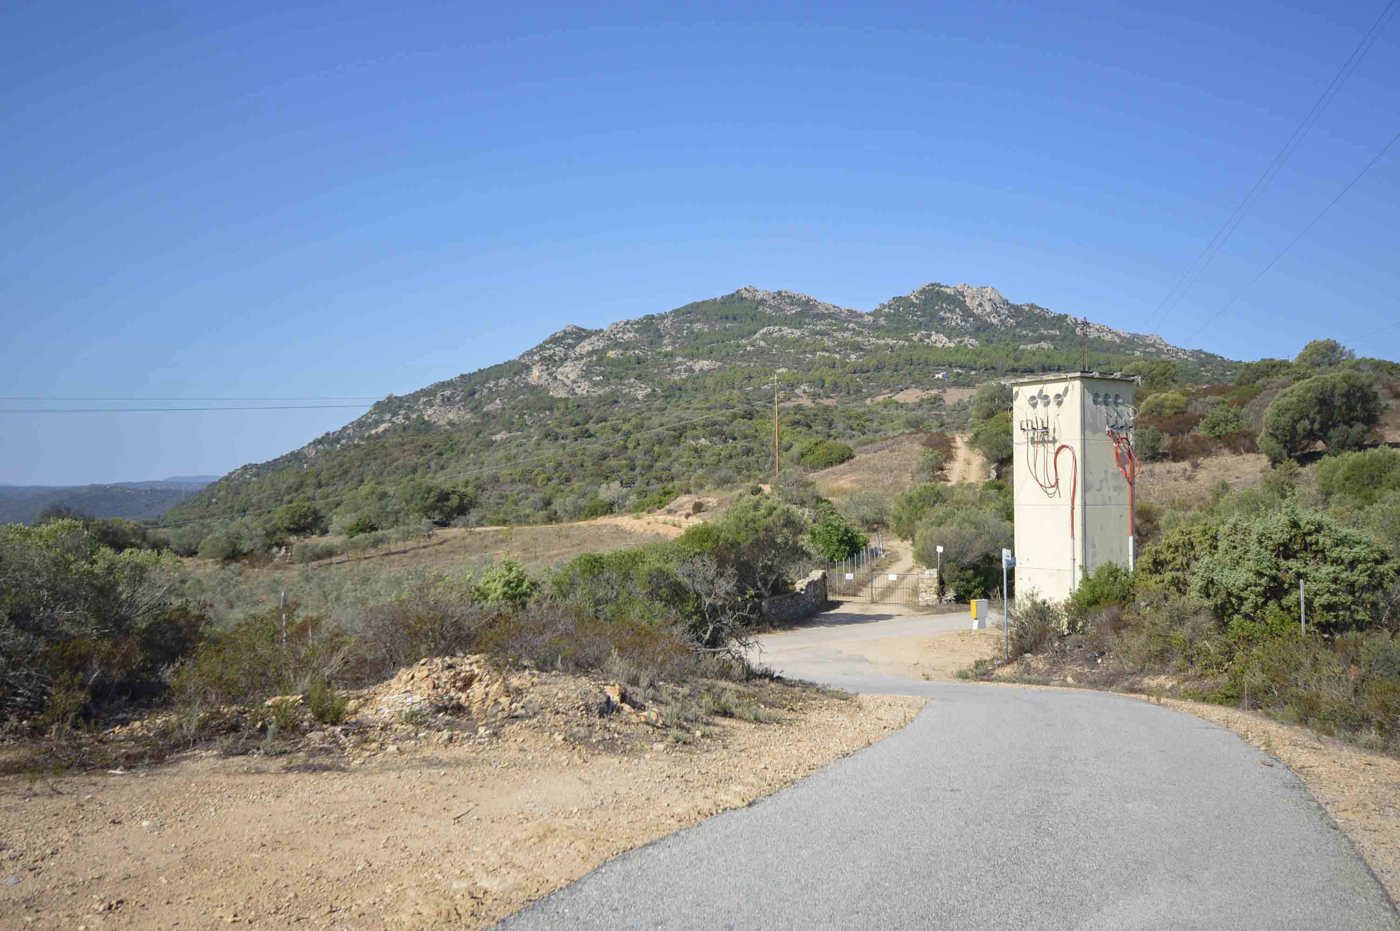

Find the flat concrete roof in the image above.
[{"left": 1006, "top": 371, "right": 1139, "bottom": 385}]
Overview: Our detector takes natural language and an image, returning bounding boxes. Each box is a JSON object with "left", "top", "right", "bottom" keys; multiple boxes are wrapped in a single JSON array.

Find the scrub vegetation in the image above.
[{"left": 0, "top": 482, "right": 867, "bottom": 764}]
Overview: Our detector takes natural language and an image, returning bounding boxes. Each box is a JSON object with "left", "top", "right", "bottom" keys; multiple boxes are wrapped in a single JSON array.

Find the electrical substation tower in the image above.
[{"left": 1011, "top": 373, "right": 1138, "bottom": 603}]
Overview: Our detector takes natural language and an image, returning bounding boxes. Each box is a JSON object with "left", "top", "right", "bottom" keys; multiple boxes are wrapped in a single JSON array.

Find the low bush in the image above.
[
  {"left": 1066, "top": 563, "right": 1134, "bottom": 632},
  {"left": 304, "top": 677, "right": 349, "bottom": 725},
  {"left": 891, "top": 483, "right": 945, "bottom": 540},
  {"left": 797, "top": 439, "right": 855, "bottom": 470},
  {"left": 1315, "top": 447, "right": 1400, "bottom": 509},
  {"left": 1011, "top": 595, "right": 1061, "bottom": 656},
  {"left": 171, "top": 606, "right": 355, "bottom": 708},
  {"left": 293, "top": 539, "right": 344, "bottom": 563},
  {"left": 1196, "top": 400, "right": 1245, "bottom": 438},
  {"left": 474, "top": 558, "right": 538, "bottom": 608}
]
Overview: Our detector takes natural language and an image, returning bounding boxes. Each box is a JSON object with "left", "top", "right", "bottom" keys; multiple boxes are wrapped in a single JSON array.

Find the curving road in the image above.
[{"left": 502, "top": 610, "right": 1398, "bottom": 930}]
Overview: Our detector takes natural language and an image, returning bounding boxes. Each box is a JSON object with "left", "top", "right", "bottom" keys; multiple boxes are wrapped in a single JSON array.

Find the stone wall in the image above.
[{"left": 761, "top": 570, "right": 829, "bottom": 625}]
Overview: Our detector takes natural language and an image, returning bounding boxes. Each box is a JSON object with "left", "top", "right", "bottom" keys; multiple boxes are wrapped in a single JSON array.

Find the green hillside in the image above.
[{"left": 167, "top": 283, "right": 1233, "bottom": 534}]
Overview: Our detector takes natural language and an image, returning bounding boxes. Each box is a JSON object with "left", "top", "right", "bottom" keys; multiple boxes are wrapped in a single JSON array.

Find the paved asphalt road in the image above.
[{"left": 503, "top": 610, "right": 1398, "bottom": 930}]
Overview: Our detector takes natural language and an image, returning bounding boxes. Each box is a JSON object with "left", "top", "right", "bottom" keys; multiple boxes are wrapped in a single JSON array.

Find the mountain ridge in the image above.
[{"left": 174, "top": 281, "right": 1230, "bottom": 528}]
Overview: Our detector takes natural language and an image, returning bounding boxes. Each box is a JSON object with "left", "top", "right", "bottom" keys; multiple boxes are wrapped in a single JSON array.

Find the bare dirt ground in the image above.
[
  {"left": 853, "top": 628, "right": 1005, "bottom": 681},
  {"left": 1136, "top": 452, "right": 1269, "bottom": 508},
  {"left": 945, "top": 434, "right": 988, "bottom": 485},
  {"left": 0, "top": 665, "right": 919, "bottom": 930}
]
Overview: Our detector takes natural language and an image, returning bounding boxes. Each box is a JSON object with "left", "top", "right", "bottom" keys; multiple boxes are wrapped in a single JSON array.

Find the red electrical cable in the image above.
[
  {"left": 1109, "top": 431, "right": 1137, "bottom": 536},
  {"left": 1053, "top": 444, "right": 1078, "bottom": 539}
]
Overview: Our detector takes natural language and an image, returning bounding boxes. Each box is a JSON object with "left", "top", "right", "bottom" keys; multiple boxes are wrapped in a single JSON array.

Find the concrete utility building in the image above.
[{"left": 1010, "top": 373, "right": 1138, "bottom": 603}]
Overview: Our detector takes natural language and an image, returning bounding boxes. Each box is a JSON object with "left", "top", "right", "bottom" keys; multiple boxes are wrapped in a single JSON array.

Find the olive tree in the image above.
[{"left": 1258, "top": 372, "right": 1381, "bottom": 464}]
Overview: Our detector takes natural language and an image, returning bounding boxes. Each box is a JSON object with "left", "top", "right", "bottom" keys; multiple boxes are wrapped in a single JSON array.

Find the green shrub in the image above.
[
  {"left": 1258, "top": 372, "right": 1382, "bottom": 464},
  {"left": 970, "top": 381, "right": 1012, "bottom": 424},
  {"left": 270, "top": 501, "right": 327, "bottom": 538},
  {"left": 1235, "top": 358, "right": 1296, "bottom": 388},
  {"left": 1294, "top": 338, "right": 1354, "bottom": 371},
  {"left": 474, "top": 559, "right": 538, "bottom": 609},
  {"left": 969, "top": 411, "right": 1012, "bottom": 467},
  {"left": 292, "top": 539, "right": 344, "bottom": 563},
  {"left": 172, "top": 606, "right": 353, "bottom": 708},
  {"left": 1139, "top": 391, "right": 1188, "bottom": 418},
  {"left": 0, "top": 520, "right": 209, "bottom": 722},
  {"left": 397, "top": 479, "right": 477, "bottom": 524},
  {"left": 891, "top": 483, "right": 946, "bottom": 540},
  {"left": 198, "top": 527, "right": 249, "bottom": 562},
  {"left": 304, "top": 677, "right": 348, "bottom": 725},
  {"left": 1123, "top": 359, "right": 1180, "bottom": 394},
  {"left": 1315, "top": 447, "right": 1400, "bottom": 509},
  {"left": 1196, "top": 401, "right": 1244, "bottom": 438},
  {"left": 1144, "top": 505, "right": 1395, "bottom": 633},
  {"left": 913, "top": 506, "right": 1011, "bottom": 601},
  {"left": 797, "top": 439, "right": 855, "bottom": 470},
  {"left": 807, "top": 505, "right": 867, "bottom": 562},
  {"left": 1067, "top": 563, "right": 1134, "bottom": 631},
  {"left": 1221, "top": 629, "right": 1397, "bottom": 752},
  {"left": 343, "top": 515, "right": 380, "bottom": 538},
  {"left": 842, "top": 492, "right": 889, "bottom": 531}
]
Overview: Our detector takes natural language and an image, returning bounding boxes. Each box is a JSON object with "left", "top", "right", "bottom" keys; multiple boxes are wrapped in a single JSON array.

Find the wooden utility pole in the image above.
[{"left": 773, "top": 374, "right": 781, "bottom": 480}]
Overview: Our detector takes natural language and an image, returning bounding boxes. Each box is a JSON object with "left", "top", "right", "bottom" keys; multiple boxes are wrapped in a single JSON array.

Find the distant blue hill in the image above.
[{"left": 0, "top": 477, "right": 216, "bottom": 524}]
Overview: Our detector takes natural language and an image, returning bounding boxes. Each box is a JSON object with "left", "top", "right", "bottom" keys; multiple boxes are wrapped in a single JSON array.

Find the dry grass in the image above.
[
  {"left": 1136, "top": 452, "right": 1270, "bottom": 508},
  {"left": 282, "top": 520, "right": 675, "bottom": 575},
  {"left": 811, "top": 434, "right": 927, "bottom": 505}
]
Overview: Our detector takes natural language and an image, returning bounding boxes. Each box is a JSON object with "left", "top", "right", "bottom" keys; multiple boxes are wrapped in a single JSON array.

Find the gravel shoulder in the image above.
[{"left": 0, "top": 684, "right": 918, "bottom": 929}]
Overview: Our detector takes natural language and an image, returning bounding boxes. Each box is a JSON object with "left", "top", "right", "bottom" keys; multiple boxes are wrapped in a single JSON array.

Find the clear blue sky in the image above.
[{"left": 2, "top": 1, "right": 1397, "bottom": 485}]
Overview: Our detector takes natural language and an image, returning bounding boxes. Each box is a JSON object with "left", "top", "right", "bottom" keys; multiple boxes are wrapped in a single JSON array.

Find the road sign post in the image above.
[{"left": 1001, "top": 549, "right": 1015, "bottom": 661}]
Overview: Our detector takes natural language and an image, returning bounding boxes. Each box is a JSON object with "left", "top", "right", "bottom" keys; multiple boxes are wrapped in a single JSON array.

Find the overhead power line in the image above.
[
  {"left": 1147, "top": 0, "right": 1398, "bottom": 332},
  {"left": 1183, "top": 125, "right": 1400, "bottom": 344},
  {"left": 0, "top": 403, "right": 373, "bottom": 414},
  {"left": 0, "top": 396, "right": 379, "bottom": 402}
]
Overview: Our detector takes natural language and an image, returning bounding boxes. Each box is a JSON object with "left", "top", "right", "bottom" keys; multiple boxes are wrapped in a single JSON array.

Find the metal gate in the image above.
[{"left": 827, "top": 567, "right": 933, "bottom": 606}]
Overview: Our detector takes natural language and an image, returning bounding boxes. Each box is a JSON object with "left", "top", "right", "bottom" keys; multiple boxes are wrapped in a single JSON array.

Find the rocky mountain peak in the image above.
[{"left": 728, "top": 286, "right": 862, "bottom": 320}]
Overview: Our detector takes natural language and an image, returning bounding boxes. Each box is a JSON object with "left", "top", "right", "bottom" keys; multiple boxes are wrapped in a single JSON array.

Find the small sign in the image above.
[
  {"left": 1002, "top": 548, "right": 1016, "bottom": 569},
  {"left": 844, "top": 572, "right": 855, "bottom": 581},
  {"left": 888, "top": 573, "right": 898, "bottom": 581}
]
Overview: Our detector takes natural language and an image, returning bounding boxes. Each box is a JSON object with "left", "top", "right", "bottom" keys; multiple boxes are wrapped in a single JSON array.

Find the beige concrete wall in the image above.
[{"left": 1011, "top": 374, "right": 1135, "bottom": 603}]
